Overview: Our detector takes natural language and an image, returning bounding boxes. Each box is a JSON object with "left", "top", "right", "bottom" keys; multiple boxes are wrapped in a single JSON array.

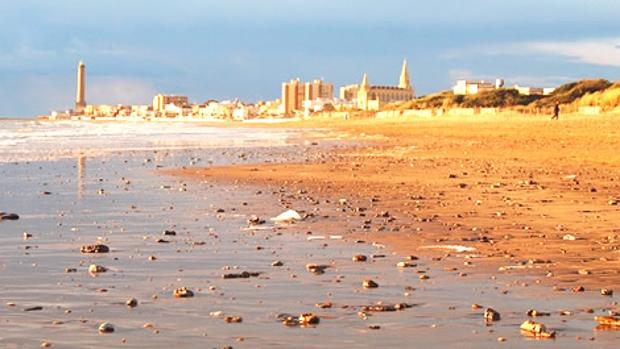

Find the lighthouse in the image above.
[{"left": 75, "top": 60, "right": 86, "bottom": 113}]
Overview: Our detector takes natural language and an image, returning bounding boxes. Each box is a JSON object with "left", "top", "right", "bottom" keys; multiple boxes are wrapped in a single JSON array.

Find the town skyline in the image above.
[{"left": 1, "top": 0, "right": 620, "bottom": 117}]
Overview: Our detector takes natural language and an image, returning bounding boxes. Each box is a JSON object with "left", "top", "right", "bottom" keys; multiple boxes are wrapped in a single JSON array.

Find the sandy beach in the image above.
[
  {"left": 173, "top": 113, "right": 620, "bottom": 290},
  {"left": 2, "top": 117, "right": 620, "bottom": 348}
]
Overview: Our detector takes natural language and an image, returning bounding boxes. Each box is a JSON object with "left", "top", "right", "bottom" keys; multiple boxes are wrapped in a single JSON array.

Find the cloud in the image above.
[
  {"left": 0, "top": 44, "right": 60, "bottom": 69},
  {"left": 505, "top": 75, "right": 574, "bottom": 87},
  {"left": 88, "top": 77, "right": 157, "bottom": 106},
  {"left": 524, "top": 38, "right": 620, "bottom": 67},
  {"left": 443, "top": 37, "right": 620, "bottom": 68}
]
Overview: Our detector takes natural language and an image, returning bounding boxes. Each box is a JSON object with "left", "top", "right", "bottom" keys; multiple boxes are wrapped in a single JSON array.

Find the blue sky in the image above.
[{"left": 1, "top": 0, "right": 619, "bottom": 117}]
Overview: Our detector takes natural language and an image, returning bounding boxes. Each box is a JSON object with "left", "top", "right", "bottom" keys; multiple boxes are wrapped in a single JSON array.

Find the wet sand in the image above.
[
  {"left": 169, "top": 113, "right": 620, "bottom": 346},
  {"left": 173, "top": 113, "right": 620, "bottom": 290}
]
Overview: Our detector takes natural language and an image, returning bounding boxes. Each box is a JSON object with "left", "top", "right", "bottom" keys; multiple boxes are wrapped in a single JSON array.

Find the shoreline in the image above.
[
  {"left": 28, "top": 109, "right": 620, "bottom": 124},
  {"left": 168, "top": 113, "right": 620, "bottom": 290}
]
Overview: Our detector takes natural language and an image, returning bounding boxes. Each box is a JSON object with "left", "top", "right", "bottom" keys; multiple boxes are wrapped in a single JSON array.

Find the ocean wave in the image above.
[{"left": 0, "top": 120, "right": 298, "bottom": 163}]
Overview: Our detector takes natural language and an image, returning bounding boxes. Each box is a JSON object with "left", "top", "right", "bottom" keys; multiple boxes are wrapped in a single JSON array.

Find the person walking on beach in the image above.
[{"left": 551, "top": 103, "right": 560, "bottom": 120}]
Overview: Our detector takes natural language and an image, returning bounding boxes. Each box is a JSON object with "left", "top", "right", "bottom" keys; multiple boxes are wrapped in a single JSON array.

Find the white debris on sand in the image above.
[
  {"left": 419, "top": 245, "right": 476, "bottom": 253},
  {"left": 307, "top": 235, "right": 343, "bottom": 241},
  {"left": 270, "top": 209, "right": 303, "bottom": 222}
]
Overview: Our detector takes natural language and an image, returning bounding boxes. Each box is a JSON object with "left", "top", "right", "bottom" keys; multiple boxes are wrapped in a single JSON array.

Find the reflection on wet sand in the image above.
[{"left": 77, "top": 155, "right": 86, "bottom": 199}]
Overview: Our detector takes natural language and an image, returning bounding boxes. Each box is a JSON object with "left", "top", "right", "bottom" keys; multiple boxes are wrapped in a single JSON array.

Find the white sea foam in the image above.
[{"left": 0, "top": 119, "right": 300, "bottom": 163}]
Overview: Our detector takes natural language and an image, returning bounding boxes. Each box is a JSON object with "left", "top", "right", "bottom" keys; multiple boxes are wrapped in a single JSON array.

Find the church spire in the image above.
[
  {"left": 399, "top": 59, "right": 410, "bottom": 89},
  {"left": 361, "top": 73, "right": 369, "bottom": 90}
]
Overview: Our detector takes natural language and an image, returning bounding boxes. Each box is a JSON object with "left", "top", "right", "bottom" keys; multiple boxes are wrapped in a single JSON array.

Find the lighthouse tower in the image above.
[{"left": 75, "top": 60, "right": 86, "bottom": 113}]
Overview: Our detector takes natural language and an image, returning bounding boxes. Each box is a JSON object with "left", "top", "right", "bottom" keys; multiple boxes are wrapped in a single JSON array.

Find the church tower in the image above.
[
  {"left": 75, "top": 60, "right": 86, "bottom": 113},
  {"left": 399, "top": 59, "right": 410, "bottom": 90},
  {"left": 357, "top": 73, "right": 370, "bottom": 111}
]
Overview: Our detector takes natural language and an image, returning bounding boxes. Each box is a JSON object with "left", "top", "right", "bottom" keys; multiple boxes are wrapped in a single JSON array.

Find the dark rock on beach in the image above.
[
  {"left": 80, "top": 244, "right": 110, "bottom": 253},
  {"left": 0, "top": 212, "right": 20, "bottom": 220}
]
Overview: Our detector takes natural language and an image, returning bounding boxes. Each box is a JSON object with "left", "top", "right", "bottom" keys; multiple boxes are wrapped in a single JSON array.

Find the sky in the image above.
[{"left": 1, "top": 0, "right": 619, "bottom": 117}]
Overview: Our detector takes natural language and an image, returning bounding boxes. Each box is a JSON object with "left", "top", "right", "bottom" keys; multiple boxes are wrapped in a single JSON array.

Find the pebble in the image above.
[
  {"left": 80, "top": 244, "right": 109, "bottom": 254},
  {"left": 363, "top": 279, "right": 379, "bottom": 288},
  {"left": 88, "top": 264, "right": 107, "bottom": 274},
  {"left": 98, "top": 322, "right": 115, "bottom": 333},
  {"left": 224, "top": 316, "right": 243, "bottom": 323},
  {"left": 595, "top": 315, "right": 620, "bottom": 326},
  {"left": 0, "top": 212, "right": 19, "bottom": 220},
  {"left": 24, "top": 306, "right": 43, "bottom": 312},
  {"left": 173, "top": 287, "right": 194, "bottom": 298},
  {"left": 520, "top": 320, "right": 555, "bottom": 338},
  {"left": 247, "top": 215, "right": 265, "bottom": 225},
  {"left": 222, "top": 271, "right": 261, "bottom": 279},
  {"left": 315, "top": 301, "right": 333, "bottom": 309},
  {"left": 362, "top": 303, "right": 412, "bottom": 312},
  {"left": 271, "top": 260, "right": 284, "bottom": 267},
  {"left": 306, "top": 263, "right": 329, "bottom": 274},
  {"left": 601, "top": 288, "right": 613, "bottom": 296},
  {"left": 527, "top": 309, "right": 550, "bottom": 317},
  {"left": 484, "top": 308, "right": 501, "bottom": 322},
  {"left": 299, "top": 313, "right": 320, "bottom": 325},
  {"left": 352, "top": 254, "right": 368, "bottom": 262},
  {"left": 279, "top": 312, "right": 320, "bottom": 326},
  {"left": 126, "top": 298, "right": 138, "bottom": 308}
]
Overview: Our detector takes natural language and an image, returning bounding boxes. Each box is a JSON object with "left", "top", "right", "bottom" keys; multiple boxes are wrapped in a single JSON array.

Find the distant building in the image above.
[
  {"left": 513, "top": 85, "right": 556, "bottom": 96},
  {"left": 305, "top": 79, "right": 333, "bottom": 101},
  {"left": 281, "top": 78, "right": 333, "bottom": 116},
  {"left": 233, "top": 103, "right": 258, "bottom": 121},
  {"left": 259, "top": 99, "right": 283, "bottom": 118},
  {"left": 152, "top": 94, "right": 189, "bottom": 114},
  {"left": 357, "top": 59, "right": 415, "bottom": 111},
  {"left": 282, "top": 79, "right": 304, "bottom": 116},
  {"left": 514, "top": 85, "right": 544, "bottom": 96},
  {"left": 198, "top": 100, "right": 238, "bottom": 119},
  {"left": 453, "top": 79, "right": 504, "bottom": 95},
  {"left": 75, "top": 61, "right": 86, "bottom": 113},
  {"left": 303, "top": 98, "right": 335, "bottom": 115},
  {"left": 339, "top": 84, "right": 359, "bottom": 102}
]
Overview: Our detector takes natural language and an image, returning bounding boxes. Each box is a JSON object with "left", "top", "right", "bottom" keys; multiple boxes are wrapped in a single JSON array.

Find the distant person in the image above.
[{"left": 552, "top": 103, "right": 560, "bottom": 120}]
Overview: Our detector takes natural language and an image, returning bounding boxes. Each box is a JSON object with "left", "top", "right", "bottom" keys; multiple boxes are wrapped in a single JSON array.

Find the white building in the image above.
[
  {"left": 514, "top": 85, "right": 544, "bottom": 96},
  {"left": 453, "top": 79, "right": 504, "bottom": 95},
  {"left": 232, "top": 103, "right": 258, "bottom": 120},
  {"left": 303, "top": 98, "right": 335, "bottom": 115},
  {"left": 514, "top": 85, "right": 556, "bottom": 96}
]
